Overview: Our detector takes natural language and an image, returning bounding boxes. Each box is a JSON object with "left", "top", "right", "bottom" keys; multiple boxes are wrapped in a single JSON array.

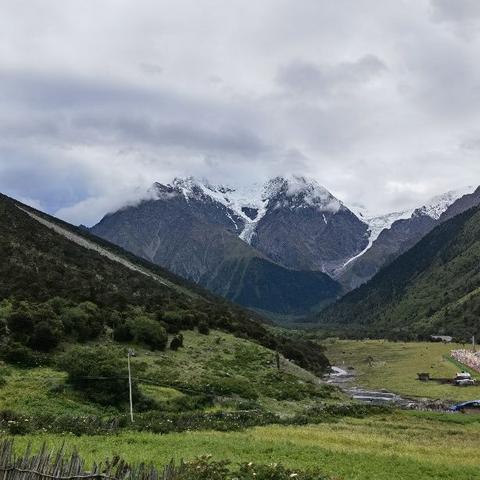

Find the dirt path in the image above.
[{"left": 17, "top": 205, "right": 192, "bottom": 296}]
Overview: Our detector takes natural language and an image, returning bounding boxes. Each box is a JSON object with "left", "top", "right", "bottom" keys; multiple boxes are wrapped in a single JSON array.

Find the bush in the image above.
[
  {"left": 29, "top": 319, "right": 63, "bottom": 352},
  {"left": 61, "top": 302, "right": 103, "bottom": 342},
  {"left": 170, "top": 334, "right": 183, "bottom": 351},
  {"left": 0, "top": 341, "right": 44, "bottom": 367},
  {"left": 113, "top": 321, "right": 134, "bottom": 342},
  {"left": 129, "top": 316, "right": 168, "bottom": 350},
  {"left": 58, "top": 345, "right": 142, "bottom": 406},
  {"left": 207, "top": 377, "right": 258, "bottom": 400},
  {"left": 198, "top": 320, "right": 210, "bottom": 335}
]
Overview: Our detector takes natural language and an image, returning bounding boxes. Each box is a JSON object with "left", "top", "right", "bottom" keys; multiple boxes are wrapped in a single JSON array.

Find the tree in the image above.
[{"left": 61, "top": 302, "right": 103, "bottom": 342}]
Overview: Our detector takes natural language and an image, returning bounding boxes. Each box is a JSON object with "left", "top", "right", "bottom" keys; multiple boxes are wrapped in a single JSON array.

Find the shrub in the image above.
[
  {"left": 129, "top": 316, "right": 168, "bottom": 350},
  {"left": 6, "top": 304, "right": 34, "bottom": 339},
  {"left": 170, "top": 335, "right": 183, "bottom": 351},
  {"left": 0, "top": 341, "right": 44, "bottom": 367},
  {"left": 61, "top": 302, "right": 103, "bottom": 342},
  {"left": 58, "top": 345, "right": 142, "bottom": 406},
  {"left": 113, "top": 321, "right": 134, "bottom": 342},
  {"left": 198, "top": 320, "right": 210, "bottom": 335},
  {"left": 29, "top": 319, "right": 63, "bottom": 352},
  {"left": 208, "top": 376, "right": 258, "bottom": 400}
]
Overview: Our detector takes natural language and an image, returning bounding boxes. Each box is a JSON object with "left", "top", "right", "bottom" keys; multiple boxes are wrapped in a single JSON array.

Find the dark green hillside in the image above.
[
  {"left": 206, "top": 257, "right": 340, "bottom": 315},
  {"left": 313, "top": 206, "right": 480, "bottom": 340},
  {"left": 0, "top": 193, "right": 329, "bottom": 374}
]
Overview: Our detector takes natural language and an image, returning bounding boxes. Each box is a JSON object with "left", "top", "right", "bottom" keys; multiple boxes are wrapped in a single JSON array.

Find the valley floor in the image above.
[
  {"left": 324, "top": 339, "right": 480, "bottom": 402},
  {"left": 11, "top": 411, "right": 480, "bottom": 480}
]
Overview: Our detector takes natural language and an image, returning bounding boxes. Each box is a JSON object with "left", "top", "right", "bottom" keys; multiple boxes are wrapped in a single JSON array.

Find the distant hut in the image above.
[{"left": 430, "top": 335, "right": 453, "bottom": 343}]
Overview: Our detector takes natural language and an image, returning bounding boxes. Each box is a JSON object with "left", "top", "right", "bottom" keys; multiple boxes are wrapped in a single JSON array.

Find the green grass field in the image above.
[
  {"left": 10, "top": 411, "right": 480, "bottom": 480},
  {"left": 5, "top": 339, "right": 480, "bottom": 479},
  {"left": 324, "top": 339, "right": 480, "bottom": 401}
]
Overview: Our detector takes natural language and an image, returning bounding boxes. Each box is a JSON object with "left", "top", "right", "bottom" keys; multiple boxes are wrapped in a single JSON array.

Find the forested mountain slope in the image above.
[
  {"left": 0, "top": 193, "right": 329, "bottom": 373},
  {"left": 314, "top": 206, "right": 480, "bottom": 340}
]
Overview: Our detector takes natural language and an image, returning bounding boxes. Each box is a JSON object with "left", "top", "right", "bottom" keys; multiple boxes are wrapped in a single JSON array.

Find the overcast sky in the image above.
[{"left": 1, "top": 0, "right": 480, "bottom": 225}]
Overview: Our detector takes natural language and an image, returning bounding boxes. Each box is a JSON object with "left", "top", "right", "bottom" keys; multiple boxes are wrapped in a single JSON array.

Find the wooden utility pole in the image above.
[{"left": 127, "top": 349, "right": 134, "bottom": 423}]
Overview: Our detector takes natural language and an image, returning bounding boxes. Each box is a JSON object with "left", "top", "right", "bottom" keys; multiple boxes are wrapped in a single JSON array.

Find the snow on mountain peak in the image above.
[
  {"left": 414, "top": 186, "right": 476, "bottom": 220},
  {"left": 264, "top": 175, "right": 343, "bottom": 213},
  {"left": 154, "top": 175, "right": 345, "bottom": 244}
]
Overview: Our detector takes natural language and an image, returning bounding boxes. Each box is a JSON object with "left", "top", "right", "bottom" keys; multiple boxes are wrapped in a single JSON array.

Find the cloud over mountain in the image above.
[{"left": 1, "top": 0, "right": 480, "bottom": 225}]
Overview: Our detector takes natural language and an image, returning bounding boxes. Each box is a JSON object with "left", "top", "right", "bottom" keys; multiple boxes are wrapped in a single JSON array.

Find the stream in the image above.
[{"left": 326, "top": 367, "right": 418, "bottom": 407}]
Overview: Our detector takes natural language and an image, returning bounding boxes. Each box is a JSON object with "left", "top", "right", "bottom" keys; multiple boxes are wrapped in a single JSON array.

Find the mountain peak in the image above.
[
  {"left": 264, "top": 175, "right": 343, "bottom": 213},
  {"left": 414, "top": 186, "right": 476, "bottom": 220}
]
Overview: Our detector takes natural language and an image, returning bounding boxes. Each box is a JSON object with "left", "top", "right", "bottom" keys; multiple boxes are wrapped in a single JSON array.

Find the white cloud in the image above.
[{"left": 0, "top": 0, "right": 480, "bottom": 224}]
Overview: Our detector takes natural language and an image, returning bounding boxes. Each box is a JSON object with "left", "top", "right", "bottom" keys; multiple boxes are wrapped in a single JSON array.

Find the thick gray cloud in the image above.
[
  {"left": 431, "top": 0, "right": 480, "bottom": 24},
  {"left": 1, "top": 0, "right": 480, "bottom": 225},
  {"left": 276, "top": 55, "right": 387, "bottom": 96}
]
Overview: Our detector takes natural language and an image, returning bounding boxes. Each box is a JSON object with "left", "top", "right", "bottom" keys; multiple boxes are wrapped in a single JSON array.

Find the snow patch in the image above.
[
  {"left": 415, "top": 186, "right": 476, "bottom": 220},
  {"left": 160, "top": 175, "right": 346, "bottom": 244},
  {"left": 341, "top": 186, "right": 475, "bottom": 268}
]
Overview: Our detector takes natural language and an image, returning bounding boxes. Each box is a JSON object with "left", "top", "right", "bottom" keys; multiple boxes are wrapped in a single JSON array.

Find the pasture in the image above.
[
  {"left": 324, "top": 339, "right": 480, "bottom": 402},
  {"left": 11, "top": 411, "right": 480, "bottom": 480}
]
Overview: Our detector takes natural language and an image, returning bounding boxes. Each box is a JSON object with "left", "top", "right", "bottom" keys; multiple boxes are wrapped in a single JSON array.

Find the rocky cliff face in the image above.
[{"left": 249, "top": 176, "right": 370, "bottom": 274}]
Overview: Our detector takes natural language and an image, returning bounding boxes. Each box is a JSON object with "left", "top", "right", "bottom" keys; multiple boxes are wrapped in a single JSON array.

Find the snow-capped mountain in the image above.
[
  {"left": 149, "top": 175, "right": 369, "bottom": 274},
  {"left": 414, "top": 187, "right": 476, "bottom": 220},
  {"left": 344, "top": 186, "right": 475, "bottom": 263},
  {"left": 90, "top": 174, "right": 480, "bottom": 316},
  {"left": 337, "top": 185, "right": 479, "bottom": 290},
  {"left": 157, "top": 175, "right": 347, "bottom": 245},
  {"left": 90, "top": 175, "right": 351, "bottom": 316}
]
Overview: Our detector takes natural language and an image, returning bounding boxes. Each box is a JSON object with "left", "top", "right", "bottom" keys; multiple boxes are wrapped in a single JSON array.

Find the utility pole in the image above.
[
  {"left": 472, "top": 336, "right": 476, "bottom": 353},
  {"left": 127, "top": 349, "right": 135, "bottom": 423}
]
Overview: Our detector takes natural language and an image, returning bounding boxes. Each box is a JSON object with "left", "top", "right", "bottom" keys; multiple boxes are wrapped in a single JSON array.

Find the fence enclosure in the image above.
[{"left": 0, "top": 440, "right": 178, "bottom": 480}]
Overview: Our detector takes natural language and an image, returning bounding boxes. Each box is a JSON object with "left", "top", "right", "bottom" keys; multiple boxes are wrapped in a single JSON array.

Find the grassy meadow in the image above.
[
  {"left": 324, "top": 339, "right": 480, "bottom": 402},
  {"left": 10, "top": 411, "right": 480, "bottom": 480},
  {"left": 0, "top": 330, "right": 338, "bottom": 419},
  {"left": 4, "top": 337, "right": 480, "bottom": 479}
]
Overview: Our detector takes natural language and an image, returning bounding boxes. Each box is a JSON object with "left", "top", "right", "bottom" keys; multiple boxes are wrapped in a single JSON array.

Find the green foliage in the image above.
[
  {"left": 0, "top": 194, "right": 330, "bottom": 375},
  {"left": 206, "top": 376, "right": 259, "bottom": 399},
  {"left": 197, "top": 320, "right": 210, "bottom": 335},
  {"left": 10, "top": 413, "right": 480, "bottom": 480},
  {"left": 58, "top": 346, "right": 141, "bottom": 406},
  {"left": 61, "top": 302, "right": 103, "bottom": 342},
  {"left": 175, "top": 457, "right": 328, "bottom": 480},
  {"left": 128, "top": 315, "right": 168, "bottom": 351},
  {"left": 0, "top": 342, "right": 45, "bottom": 367},
  {"left": 170, "top": 335, "right": 183, "bottom": 351},
  {"left": 316, "top": 206, "right": 480, "bottom": 339}
]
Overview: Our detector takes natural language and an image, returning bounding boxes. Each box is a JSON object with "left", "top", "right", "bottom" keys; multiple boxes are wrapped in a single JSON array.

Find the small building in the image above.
[
  {"left": 417, "top": 372, "right": 430, "bottom": 382},
  {"left": 430, "top": 335, "right": 453, "bottom": 343}
]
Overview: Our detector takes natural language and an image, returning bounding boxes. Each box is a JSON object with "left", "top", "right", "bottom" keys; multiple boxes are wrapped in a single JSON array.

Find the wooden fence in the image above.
[{"left": 0, "top": 440, "right": 180, "bottom": 480}]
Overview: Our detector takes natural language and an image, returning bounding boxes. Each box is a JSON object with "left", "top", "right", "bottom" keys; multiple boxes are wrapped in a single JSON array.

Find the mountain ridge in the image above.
[{"left": 313, "top": 203, "right": 480, "bottom": 340}]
